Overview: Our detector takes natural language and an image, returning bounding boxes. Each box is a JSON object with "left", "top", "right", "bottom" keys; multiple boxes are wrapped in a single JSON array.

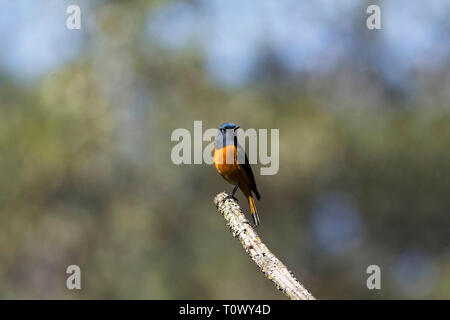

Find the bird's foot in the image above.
[
  {"left": 225, "top": 193, "right": 238, "bottom": 202},
  {"left": 226, "top": 183, "right": 240, "bottom": 202}
]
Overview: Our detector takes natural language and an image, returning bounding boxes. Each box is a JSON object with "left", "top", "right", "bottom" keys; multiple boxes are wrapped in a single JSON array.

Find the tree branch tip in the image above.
[{"left": 213, "top": 192, "right": 316, "bottom": 300}]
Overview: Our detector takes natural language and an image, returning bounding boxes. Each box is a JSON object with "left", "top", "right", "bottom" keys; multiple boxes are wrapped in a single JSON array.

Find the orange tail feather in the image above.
[{"left": 248, "top": 195, "right": 260, "bottom": 227}]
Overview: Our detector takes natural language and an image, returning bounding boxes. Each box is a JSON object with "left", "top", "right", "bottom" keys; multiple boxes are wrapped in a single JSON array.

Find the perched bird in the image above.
[{"left": 213, "top": 122, "right": 261, "bottom": 226}]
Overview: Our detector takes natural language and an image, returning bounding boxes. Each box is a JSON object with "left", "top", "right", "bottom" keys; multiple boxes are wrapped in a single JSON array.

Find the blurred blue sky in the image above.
[
  {"left": 0, "top": 0, "right": 85, "bottom": 82},
  {"left": 1, "top": 0, "right": 449, "bottom": 88}
]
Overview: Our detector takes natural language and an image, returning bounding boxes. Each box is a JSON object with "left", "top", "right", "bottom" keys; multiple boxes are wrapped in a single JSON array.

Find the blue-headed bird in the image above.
[{"left": 213, "top": 123, "right": 261, "bottom": 226}]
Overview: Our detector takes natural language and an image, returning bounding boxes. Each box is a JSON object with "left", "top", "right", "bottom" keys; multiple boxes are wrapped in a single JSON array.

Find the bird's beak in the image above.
[{"left": 234, "top": 126, "right": 240, "bottom": 130}]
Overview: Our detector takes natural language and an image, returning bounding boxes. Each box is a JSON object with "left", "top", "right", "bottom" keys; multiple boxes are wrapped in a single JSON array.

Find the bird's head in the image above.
[
  {"left": 215, "top": 122, "right": 240, "bottom": 148},
  {"left": 218, "top": 122, "right": 240, "bottom": 133}
]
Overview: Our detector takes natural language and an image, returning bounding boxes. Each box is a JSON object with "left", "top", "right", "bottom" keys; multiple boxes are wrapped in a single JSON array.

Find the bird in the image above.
[{"left": 213, "top": 122, "right": 261, "bottom": 226}]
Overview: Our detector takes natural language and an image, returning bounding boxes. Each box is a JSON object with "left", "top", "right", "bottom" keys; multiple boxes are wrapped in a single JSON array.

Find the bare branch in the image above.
[{"left": 214, "top": 192, "right": 316, "bottom": 300}]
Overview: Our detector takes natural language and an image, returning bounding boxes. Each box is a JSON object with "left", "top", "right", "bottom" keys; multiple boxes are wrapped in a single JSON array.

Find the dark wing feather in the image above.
[{"left": 236, "top": 141, "right": 261, "bottom": 200}]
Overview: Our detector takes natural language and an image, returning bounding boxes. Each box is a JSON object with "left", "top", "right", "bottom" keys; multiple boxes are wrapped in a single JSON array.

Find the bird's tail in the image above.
[{"left": 248, "top": 195, "right": 260, "bottom": 227}]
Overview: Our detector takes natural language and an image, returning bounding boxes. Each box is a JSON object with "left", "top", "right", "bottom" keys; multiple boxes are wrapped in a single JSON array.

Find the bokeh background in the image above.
[{"left": 1, "top": 0, "right": 450, "bottom": 299}]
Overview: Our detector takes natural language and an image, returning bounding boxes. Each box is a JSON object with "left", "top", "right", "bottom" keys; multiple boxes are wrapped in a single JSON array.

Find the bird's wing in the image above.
[{"left": 236, "top": 142, "right": 261, "bottom": 200}]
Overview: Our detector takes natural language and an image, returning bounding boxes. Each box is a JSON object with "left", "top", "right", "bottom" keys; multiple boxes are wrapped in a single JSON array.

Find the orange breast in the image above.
[{"left": 214, "top": 145, "right": 249, "bottom": 186}]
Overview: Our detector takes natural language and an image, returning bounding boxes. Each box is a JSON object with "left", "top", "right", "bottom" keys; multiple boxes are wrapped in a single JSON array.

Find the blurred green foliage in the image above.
[{"left": 0, "top": 0, "right": 449, "bottom": 299}]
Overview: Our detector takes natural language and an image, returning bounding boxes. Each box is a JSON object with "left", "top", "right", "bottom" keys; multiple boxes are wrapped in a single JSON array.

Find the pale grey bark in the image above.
[{"left": 214, "top": 192, "right": 316, "bottom": 300}]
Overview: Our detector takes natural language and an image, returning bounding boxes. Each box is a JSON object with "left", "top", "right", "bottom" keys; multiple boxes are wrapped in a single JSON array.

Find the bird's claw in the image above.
[{"left": 226, "top": 193, "right": 238, "bottom": 202}]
